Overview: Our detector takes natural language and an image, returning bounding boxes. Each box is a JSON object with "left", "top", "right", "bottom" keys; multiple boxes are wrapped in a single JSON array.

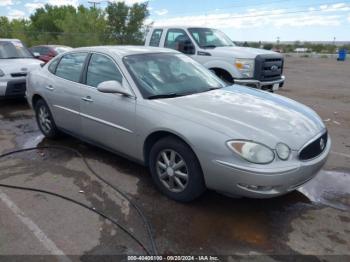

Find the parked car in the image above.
[
  {"left": 0, "top": 39, "right": 43, "bottom": 98},
  {"left": 145, "top": 26, "right": 285, "bottom": 91},
  {"left": 29, "top": 45, "right": 73, "bottom": 63},
  {"left": 26, "top": 46, "right": 330, "bottom": 202}
]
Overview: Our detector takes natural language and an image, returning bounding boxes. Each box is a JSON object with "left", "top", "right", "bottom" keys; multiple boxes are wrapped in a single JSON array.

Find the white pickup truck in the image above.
[{"left": 145, "top": 26, "right": 285, "bottom": 91}]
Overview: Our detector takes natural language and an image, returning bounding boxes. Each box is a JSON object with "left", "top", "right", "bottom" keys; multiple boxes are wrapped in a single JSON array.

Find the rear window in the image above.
[{"left": 149, "top": 29, "right": 163, "bottom": 47}]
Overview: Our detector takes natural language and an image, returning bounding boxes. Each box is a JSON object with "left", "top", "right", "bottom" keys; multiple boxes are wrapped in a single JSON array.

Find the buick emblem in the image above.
[
  {"left": 21, "top": 68, "right": 28, "bottom": 71},
  {"left": 320, "top": 138, "right": 325, "bottom": 150},
  {"left": 270, "top": 65, "right": 278, "bottom": 71}
]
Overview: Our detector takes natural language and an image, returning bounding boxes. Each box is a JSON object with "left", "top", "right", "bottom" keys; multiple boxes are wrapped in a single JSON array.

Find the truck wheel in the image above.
[
  {"left": 210, "top": 69, "right": 234, "bottom": 85},
  {"left": 35, "top": 99, "right": 60, "bottom": 139},
  {"left": 149, "top": 136, "right": 206, "bottom": 202}
]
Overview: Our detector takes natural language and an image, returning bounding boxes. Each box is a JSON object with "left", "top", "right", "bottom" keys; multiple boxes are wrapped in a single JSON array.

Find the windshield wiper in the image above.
[
  {"left": 1, "top": 57, "right": 32, "bottom": 59},
  {"left": 148, "top": 93, "right": 179, "bottom": 99}
]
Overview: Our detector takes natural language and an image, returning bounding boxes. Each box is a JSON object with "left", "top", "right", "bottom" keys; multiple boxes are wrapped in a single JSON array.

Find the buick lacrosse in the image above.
[{"left": 26, "top": 46, "right": 330, "bottom": 202}]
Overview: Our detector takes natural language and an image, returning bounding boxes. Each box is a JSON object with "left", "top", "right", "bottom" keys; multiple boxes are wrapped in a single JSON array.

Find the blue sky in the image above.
[{"left": 1, "top": 0, "right": 350, "bottom": 41}]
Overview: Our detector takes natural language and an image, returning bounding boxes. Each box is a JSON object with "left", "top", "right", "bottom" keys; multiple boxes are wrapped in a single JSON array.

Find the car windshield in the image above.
[
  {"left": 188, "top": 28, "right": 235, "bottom": 48},
  {"left": 0, "top": 41, "right": 33, "bottom": 59},
  {"left": 54, "top": 46, "right": 72, "bottom": 54},
  {"left": 123, "top": 53, "right": 225, "bottom": 99}
]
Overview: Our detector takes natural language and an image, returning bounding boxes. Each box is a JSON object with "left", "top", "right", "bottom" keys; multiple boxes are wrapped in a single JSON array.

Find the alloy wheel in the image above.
[{"left": 156, "top": 149, "right": 189, "bottom": 193}]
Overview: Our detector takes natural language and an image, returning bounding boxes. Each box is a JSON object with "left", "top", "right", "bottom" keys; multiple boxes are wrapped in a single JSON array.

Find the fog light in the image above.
[{"left": 276, "top": 143, "right": 291, "bottom": 160}]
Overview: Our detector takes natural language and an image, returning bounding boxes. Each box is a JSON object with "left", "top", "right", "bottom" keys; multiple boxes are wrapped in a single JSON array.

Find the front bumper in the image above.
[
  {"left": 235, "top": 75, "right": 285, "bottom": 90},
  {"left": 0, "top": 78, "right": 26, "bottom": 98},
  {"left": 202, "top": 136, "right": 330, "bottom": 198}
]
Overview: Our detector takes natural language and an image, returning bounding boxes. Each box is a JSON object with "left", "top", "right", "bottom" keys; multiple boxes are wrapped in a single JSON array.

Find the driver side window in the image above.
[
  {"left": 165, "top": 29, "right": 194, "bottom": 54},
  {"left": 86, "top": 54, "right": 123, "bottom": 88}
]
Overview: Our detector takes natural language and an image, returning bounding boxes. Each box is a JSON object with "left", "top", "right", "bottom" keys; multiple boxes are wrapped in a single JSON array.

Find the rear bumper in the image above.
[
  {"left": 0, "top": 78, "right": 26, "bottom": 98},
  {"left": 235, "top": 75, "right": 285, "bottom": 90}
]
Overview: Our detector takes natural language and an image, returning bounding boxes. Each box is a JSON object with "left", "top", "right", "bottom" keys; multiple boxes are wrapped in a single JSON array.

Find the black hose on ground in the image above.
[{"left": 0, "top": 146, "right": 158, "bottom": 256}]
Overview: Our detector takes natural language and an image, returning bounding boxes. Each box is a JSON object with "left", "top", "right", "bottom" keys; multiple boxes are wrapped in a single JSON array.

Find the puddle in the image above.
[{"left": 298, "top": 170, "right": 350, "bottom": 211}]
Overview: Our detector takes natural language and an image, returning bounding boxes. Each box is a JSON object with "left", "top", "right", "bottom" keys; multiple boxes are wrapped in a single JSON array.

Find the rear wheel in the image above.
[
  {"left": 149, "top": 136, "right": 206, "bottom": 202},
  {"left": 35, "top": 99, "right": 60, "bottom": 139}
]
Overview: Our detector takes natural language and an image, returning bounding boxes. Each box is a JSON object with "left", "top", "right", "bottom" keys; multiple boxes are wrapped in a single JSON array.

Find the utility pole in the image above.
[{"left": 88, "top": 1, "right": 101, "bottom": 8}]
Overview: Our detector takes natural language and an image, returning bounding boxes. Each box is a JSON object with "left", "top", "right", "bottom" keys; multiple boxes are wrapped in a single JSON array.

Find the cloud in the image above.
[
  {"left": 47, "top": 0, "right": 79, "bottom": 7},
  {"left": 0, "top": 0, "right": 13, "bottom": 6},
  {"left": 25, "top": 2, "right": 45, "bottom": 13},
  {"left": 319, "top": 3, "right": 350, "bottom": 12},
  {"left": 348, "top": 14, "right": 350, "bottom": 22},
  {"left": 109, "top": 0, "right": 147, "bottom": 5},
  {"left": 153, "top": 6, "right": 345, "bottom": 29},
  {"left": 8, "top": 8, "right": 26, "bottom": 19},
  {"left": 154, "top": 8, "right": 168, "bottom": 16}
]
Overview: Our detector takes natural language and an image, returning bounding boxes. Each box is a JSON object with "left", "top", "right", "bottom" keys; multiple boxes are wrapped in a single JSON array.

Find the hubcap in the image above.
[
  {"left": 38, "top": 106, "right": 52, "bottom": 134},
  {"left": 156, "top": 149, "right": 189, "bottom": 193}
]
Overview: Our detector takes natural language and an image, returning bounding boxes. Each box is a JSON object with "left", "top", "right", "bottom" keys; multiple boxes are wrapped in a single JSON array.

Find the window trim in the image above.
[{"left": 149, "top": 29, "right": 163, "bottom": 47}]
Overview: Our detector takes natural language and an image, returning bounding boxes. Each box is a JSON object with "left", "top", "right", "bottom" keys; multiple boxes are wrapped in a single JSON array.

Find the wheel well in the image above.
[
  {"left": 143, "top": 131, "right": 191, "bottom": 166},
  {"left": 210, "top": 68, "right": 234, "bottom": 83},
  {"left": 32, "top": 94, "right": 43, "bottom": 108}
]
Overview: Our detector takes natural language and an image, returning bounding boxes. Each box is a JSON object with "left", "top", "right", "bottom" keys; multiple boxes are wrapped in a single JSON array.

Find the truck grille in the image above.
[
  {"left": 299, "top": 131, "right": 328, "bottom": 161},
  {"left": 254, "top": 55, "right": 284, "bottom": 81}
]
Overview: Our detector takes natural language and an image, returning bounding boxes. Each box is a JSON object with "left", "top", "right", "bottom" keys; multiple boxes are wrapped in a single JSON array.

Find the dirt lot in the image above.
[{"left": 0, "top": 57, "right": 349, "bottom": 261}]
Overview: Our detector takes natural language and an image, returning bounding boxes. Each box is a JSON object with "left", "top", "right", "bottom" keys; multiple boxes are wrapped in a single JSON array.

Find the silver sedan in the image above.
[{"left": 26, "top": 46, "right": 330, "bottom": 202}]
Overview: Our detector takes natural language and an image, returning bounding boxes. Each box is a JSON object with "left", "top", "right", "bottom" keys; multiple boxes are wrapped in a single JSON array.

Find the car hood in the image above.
[
  {"left": 209, "top": 46, "right": 280, "bottom": 59},
  {"left": 0, "top": 58, "right": 42, "bottom": 74},
  {"left": 152, "top": 85, "right": 325, "bottom": 150}
]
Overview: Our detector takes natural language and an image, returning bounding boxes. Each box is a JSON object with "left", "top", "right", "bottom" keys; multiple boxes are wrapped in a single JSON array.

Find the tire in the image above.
[
  {"left": 149, "top": 136, "right": 206, "bottom": 202},
  {"left": 35, "top": 99, "right": 60, "bottom": 139}
]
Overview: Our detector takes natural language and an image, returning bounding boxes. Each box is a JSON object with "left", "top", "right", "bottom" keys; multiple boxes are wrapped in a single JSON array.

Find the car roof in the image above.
[
  {"left": 0, "top": 38, "right": 22, "bottom": 42},
  {"left": 31, "top": 45, "right": 71, "bottom": 48},
  {"left": 150, "top": 26, "right": 212, "bottom": 30},
  {"left": 72, "top": 45, "right": 178, "bottom": 57}
]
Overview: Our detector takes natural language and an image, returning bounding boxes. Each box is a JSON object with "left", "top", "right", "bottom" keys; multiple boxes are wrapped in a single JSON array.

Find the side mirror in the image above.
[
  {"left": 177, "top": 39, "right": 195, "bottom": 55},
  {"left": 33, "top": 52, "right": 40, "bottom": 58},
  {"left": 97, "top": 80, "right": 132, "bottom": 96}
]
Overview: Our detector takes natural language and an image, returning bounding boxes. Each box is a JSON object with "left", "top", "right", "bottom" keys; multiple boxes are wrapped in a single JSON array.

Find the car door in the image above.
[
  {"left": 46, "top": 52, "right": 88, "bottom": 133},
  {"left": 80, "top": 53, "right": 136, "bottom": 156}
]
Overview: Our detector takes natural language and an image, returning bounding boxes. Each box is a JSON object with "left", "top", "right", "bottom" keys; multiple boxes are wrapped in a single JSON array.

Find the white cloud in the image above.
[
  {"left": 47, "top": 0, "right": 79, "bottom": 7},
  {"left": 8, "top": 8, "right": 25, "bottom": 19},
  {"left": 154, "top": 8, "right": 168, "bottom": 16},
  {"left": 25, "top": 2, "right": 45, "bottom": 13},
  {"left": 348, "top": 14, "right": 350, "bottom": 22},
  {"left": 319, "top": 3, "right": 350, "bottom": 12},
  {"left": 0, "top": 0, "right": 13, "bottom": 6},
  {"left": 153, "top": 8, "right": 343, "bottom": 29},
  {"left": 109, "top": 0, "right": 146, "bottom": 5}
]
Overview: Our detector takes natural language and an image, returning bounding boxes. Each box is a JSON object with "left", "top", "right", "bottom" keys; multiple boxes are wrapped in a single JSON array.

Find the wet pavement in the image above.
[{"left": 1, "top": 57, "right": 350, "bottom": 260}]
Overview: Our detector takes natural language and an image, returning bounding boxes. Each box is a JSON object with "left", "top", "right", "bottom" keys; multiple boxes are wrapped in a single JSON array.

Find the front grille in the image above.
[
  {"left": 11, "top": 72, "right": 27, "bottom": 77},
  {"left": 254, "top": 55, "right": 284, "bottom": 81},
  {"left": 299, "top": 131, "right": 328, "bottom": 161}
]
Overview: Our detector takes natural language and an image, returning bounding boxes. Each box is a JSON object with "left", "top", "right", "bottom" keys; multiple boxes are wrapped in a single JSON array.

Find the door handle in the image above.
[
  {"left": 45, "top": 85, "right": 54, "bottom": 91},
  {"left": 81, "top": 96, "right": 94, "bottom": 103}
]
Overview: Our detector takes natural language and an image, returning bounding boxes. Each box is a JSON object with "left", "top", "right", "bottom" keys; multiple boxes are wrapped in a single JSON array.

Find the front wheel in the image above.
[
  {"left": 149, "top": 136, "right": 206, "bottom": 202},
  {"left": 35, "top": 99, "right": 60, "bottom": 139}
]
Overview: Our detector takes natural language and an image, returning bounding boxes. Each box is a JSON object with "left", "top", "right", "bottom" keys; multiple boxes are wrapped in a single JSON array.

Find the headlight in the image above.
[
  {"left": 0, "top": 69, "right": 4, "bottom": 77},
  {"left": 276, "top": 143, "right": 291, "bottom": 160},
  {"left": 227, "top": 140, "right": 275, "bottom": 164},
  {"left": 234, "top": 59, "right": 254, "bottom": 78}
]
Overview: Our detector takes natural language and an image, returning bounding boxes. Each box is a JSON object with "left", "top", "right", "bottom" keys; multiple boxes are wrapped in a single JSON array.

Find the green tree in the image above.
[
  {"left": 106, "top": 1, "right": 149, "bottom": 44},
  {"left": 0, "top": 16, "right": 12, "bottom": 38},
  {"left": 57, "top": 6, "right": 107, "bottom": 47},
  {"left": 30, "top": 4, "right": 76, "bottom": 44}
]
